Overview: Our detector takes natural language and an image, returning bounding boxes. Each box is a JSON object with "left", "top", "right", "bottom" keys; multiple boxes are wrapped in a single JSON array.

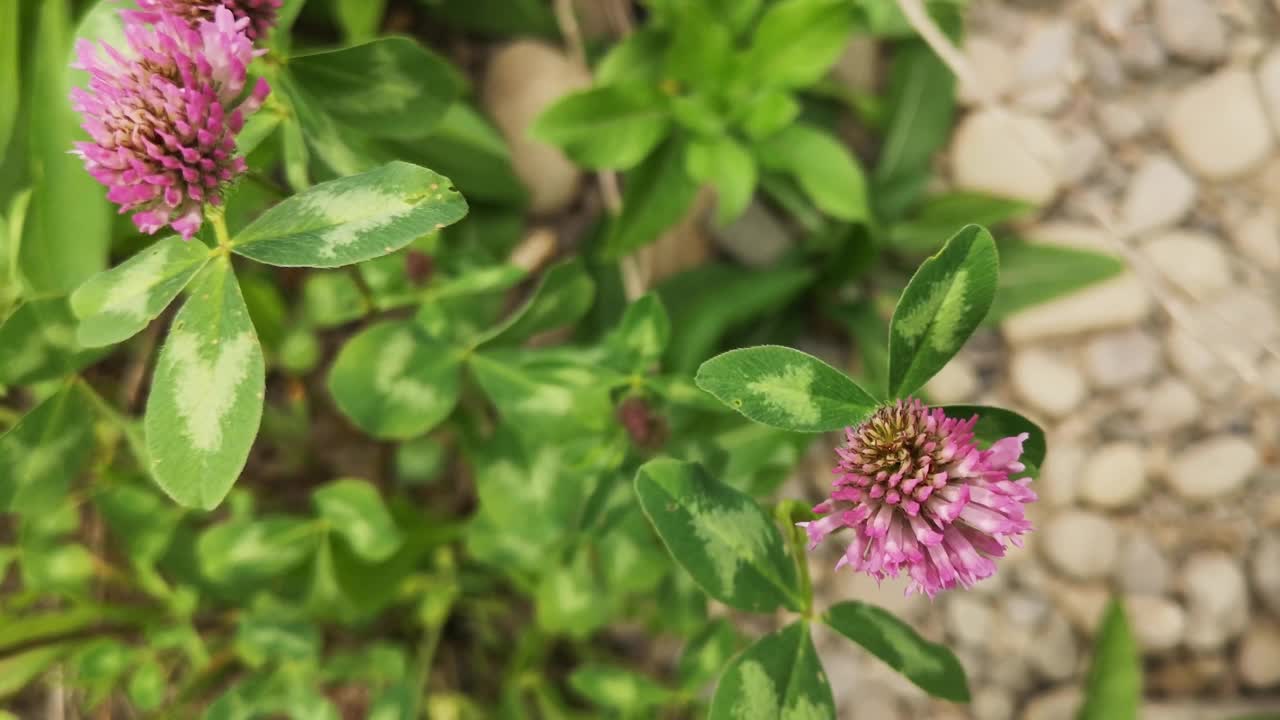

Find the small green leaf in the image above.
[
  {"left": 70, "top": 236, "right": 211, "bottom": 347},
  {"left": 289, "top": 38, "right": 460, "bottom": 139},
  {"left": 95, "top": 481, "right": 182, "bottom": 564},
  {"left": 823, "top": 600, "right": 969, "bottom": 701},
  {"left": 0, "top": 298, "right": 105, "bottom": 385},
  {"left": 986, "top": 240, "right": 1125, "bottom": 324},
  {"left": 313, "top": 478, "right": 404, "bottom": 563},
  {"left": 231, "top": 161, "right": 467, "bottom": 267},
  {"left": 596, "top": 29, "right": 666, "bottom": 86},
  {"left": 535, "top": 547, "right": 613, "bottom": 639},
  {"left": 333, "top": 0, "right": 386, "bottom": 42},
  {"left": 695, "top": 346, "right": 879, "bottom": 433},
  {"left": 686, "top": 137, "right": 757, "bottom": 225},
  {"left": 468, "top": 350, "right": 615, "bottom": 443},
  {"left": 568, "top": 665, "right": 672, "bottom": 711},
  {"left": 941, "top": 404, "right": 1046, "bottom": 474},
  {"left": 634, "top": 459, "right": 800, "bottom": 613},
  {"left": 302, "top": 271, "right": 368, "bottom": 328},
  {"left": 145, "top": 259, "right": 265, "bottom": 510},
  {"left": 21, "top": 0, "right": 111, "bottom": 296},
  {"left": 747, "top": 0, "right": 857, "bottom": 88},
  {"left": 234, "top": 613, "right": 321, "bottom": 668},
  {"left": 602, "top": 293, "right": 670, "bottom": 373},
  {"left": 738, "top": 90, "right": 801, "bottom": 140},
  {"left": 891, "top": 192, "right": 1033, "bottom": 253},
  {"left": 198, "top": 516, "right": 319, "bottom": 585},
  {"left": 1078, "top": 599, "right": 1141, "bottom": 720},
  {"left": 392, "top": 102, "right": 527, "bottom": 206},
  {"left": 0, "top": 643, "right": 77, "bottom": 699},
  {"left": 873, "top": 39, "right": 957, "bottom": 220},
  {"left": 604, "top": 139, "right": 699, "bottom": 258},
  {"left": 708, "top": 621, "right": 834, "bottom": 720},
  {"left": 327, "top": 320, "right": 463, "bottom": 439},
  {"left": 756, "top": 124, "right": 868, "bottom": 222},
  {"left": 532, "top": 85, "right": 671, "bottom": 170},
  {"left": 127, "top": 657, "right": 166, "bottom": 711},
  {"left": 888, "top": 225, "right": 998, "bottom": 398},
  {"left": 678, "top": 619, "right": 739, "bottom": 690},
  {"left": 479, "top": 259, "right": 595, "bottom": 347},
  {"left": 0, "top": 384, "right": 95, "bottom": 515}
]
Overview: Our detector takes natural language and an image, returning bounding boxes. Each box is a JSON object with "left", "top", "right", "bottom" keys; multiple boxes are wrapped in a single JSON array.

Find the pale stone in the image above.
[
  {"left": 972, "top": 688, "right": 1015, "bottom": 720},
  {"left": 712, "top": 200, "right": 792, "bottom": 268},
  {"left": 1166, "top": 69, "right": 1274, "bottom": 180},
  {"left": 1028, "top": 612, "right": 1078, "bottom": 681},
  {"left": 1231, "top": 207, "right": 1280, "bottom": 271},
  {"left": 1083, "top": 329, "right": 1161, "bottom": 388},
  {"left": 1091, "top": 0, "right": 1143, "bottom": 38},
  {"left": 1010, "top": 348, "right": 1086, "bottom": 418},
  {"left": 1040, "top": 443, "right": 1084, "bottom": 507},
  {"left": 1060, "top": 130, "right": 1105, "bottom": 184},
  {"left": 1080, "top": 442, "right": 1147, "bottom": 508},
  {"left": 1167, "top": 435, "right": 1259, "bottom": 502},
  {"left": 951, "top": 109, "right": 1064, "bottom": 206},
  {"left": 1119, "top": 23, "right": 1167, "bottom": 75},
  {"left": 1117, "top": 533, "right": 1172, "bottom": 595},
  {"left": 1250, "top": 533, "right": 1280, "bottom": 616},
  {"left": 831, "top": 36, "right": 879, "bottom": 94},
  {"left": 1237, "top": 622, "right": 1280, "bottom": 689},
  {"left": 1140, "top": 378, "right": 1201, "bottom": 433},
  {"left": 924, "top": 357, "right": 979, "bottom": 403},
  {"left": 1121, "top": 155, "right": 1197, "bottom": 236},
  {"left": 483, "top": 41, "right": 591, "bottom": 214},
  {"left": 1055, "top": 582, "right": 1110, "bottom": 634},
  {"left": 1181, "top": 552, "right": 1249, "bottom": 651},
  {"left": 1153, "top": 0, "right": 1227, "bottom": 63},
  {"left": 945, "top": 594, "right": 994, "bottom": 649},
  {"left": 1097, "top": 100, "right": 1147, "bottom": 142},
  {"left": 1016, "top": 20, "right": 1076, "bottom": 87},
  {"left": 1256, "top": 47, "right": 1280, "bottom": 138},
  {"left": 959, "top": 36, "right": 1014, "bottom": 105},
  {"left": 1125, "top": 595, "right": 1187, "bottom": 653},
  {"left": 1023, "top": 686, "right": 1083, "bottom": 720},
  {"left": 1043, "top": 511, "right": 1119, "bottom": 580},
  {"left": 1141, "top": 230, "right": 1232, "bottom": 299}
]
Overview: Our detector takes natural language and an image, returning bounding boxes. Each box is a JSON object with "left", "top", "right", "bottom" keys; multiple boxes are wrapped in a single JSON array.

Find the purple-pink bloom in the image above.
[
  {"left": 71, "top": 7, "right": 269, "bottom": 239},
  {"left": 799, "top": 399, "right": 1037, "bottom": 598},
  {"left": 130, "top": 0, "right": 282, "bottom": 42}
]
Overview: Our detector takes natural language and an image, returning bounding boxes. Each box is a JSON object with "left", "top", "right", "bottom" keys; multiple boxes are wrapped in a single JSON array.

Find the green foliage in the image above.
[
  {"left": 695, "top": 346, "right": 878, "bottom": 432},
  {"left": 1078, "top": 599, "right": 1142, "bottom": 720},
  {"left": 823, "top": 601, "right": 969, "bottom": 701},
  {"left": 888, "top": 224, "right": 998, "bottom": 397},
  {"left": 708, "top": 621, "right": 835, "bottom": 720}
]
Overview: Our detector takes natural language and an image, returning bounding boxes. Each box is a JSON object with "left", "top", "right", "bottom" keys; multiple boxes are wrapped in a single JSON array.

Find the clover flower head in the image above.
[
  {"left": 131, "top": 0, "right": 282, "bottom": 41},
  {"left": 70, "top": 7, "right": 269, "bottom": 239},
  {"left": 799, "top": 399, "right": 1036, "bottom": 598}
]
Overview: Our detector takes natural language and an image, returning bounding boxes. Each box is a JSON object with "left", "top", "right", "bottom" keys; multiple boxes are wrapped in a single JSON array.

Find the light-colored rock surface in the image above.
[
  {"left": 712, "top": 201, "right": 792, "bottom": 268},
  {"left": 1010, "top": 348, "right": 1086, "bottom": 418},
  {"left": 1121, "top": 155, "right": 1196, "bottom": 236},
  {"left": 1236, "top": 622, "right": 1280, "bottom": 689},
  {"left": 1251, "top": 533, "right": 1280, "bottom": 617},
  {"left": 1043, "top": 511, "right": 1119, "bottom": 580},
  {"left": 1152, "top": 0, "right": 1227, "bottom": 64},
  {"left": 1140, "top": 378, "right": 1201, "bottom": 433},
  {"left": 1022, "top": 686, "right": 1082, "bottom": 720},
  {"left": 959, "top": 35, "right": 1014, "bottom": 105},
  {"left": 1165, "top": 69, "right": 1274, "bottom": 180},
  {"left": 1257, "top": 47, "right": 1280, "bottom": 139},
  {"left": 951, "top": 109, "right": 1064, "bottom": 205},
  {"left": 1230, "top": 207, "right": 1280, "bottom": 271},
  {"left": 1118, "top": 533, "right": 1173, "bottom": 595},
  {"left": 924, "top": 357, "right": 979, "bottom": 403},
  {"left": 1182, "top": 552, "right": 1250, "bottom": 651},
  {"left": 483, "top": 41, "right": 590, "bottom": 214},
  {"left": 1126, "top": 594, "right": 1187, "bottom": 653},
  {"left": 1080, "top": 442, "right": 1147, "bottom": 508},
  {"left": 1083, "top": 329, "right": 1161, "bottom": 388},
  {"left": 1167, "top": 435, "right": 1259, "bottom": 502},
  {"left": 1141, "top": 230, "right": 1232, "bottom": 299}
]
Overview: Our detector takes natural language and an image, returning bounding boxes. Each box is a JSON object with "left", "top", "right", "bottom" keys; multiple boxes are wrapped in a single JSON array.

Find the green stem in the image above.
[{"left": 206, "top": 205, "right": 232, "bottom": 249}]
